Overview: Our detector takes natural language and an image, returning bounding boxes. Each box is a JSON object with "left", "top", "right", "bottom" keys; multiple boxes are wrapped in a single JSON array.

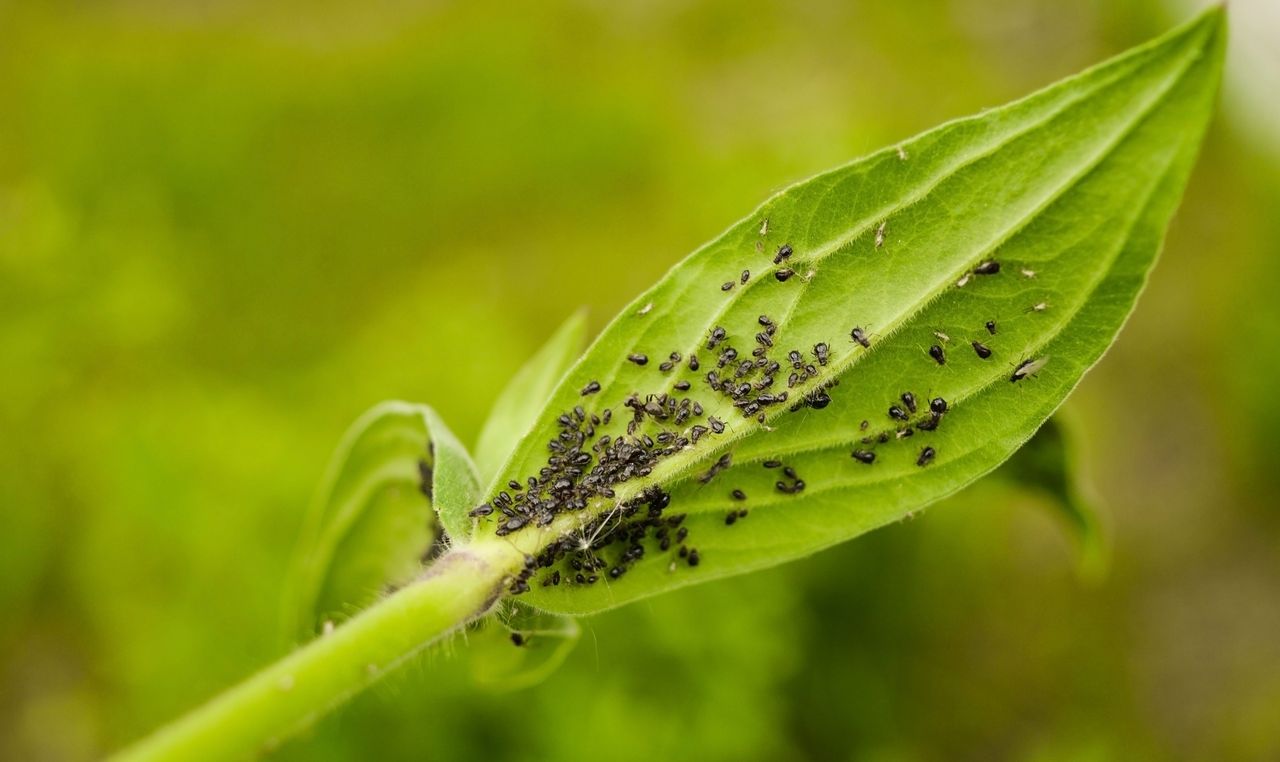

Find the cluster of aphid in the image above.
[{"left": 469, "top": 237, "right": 1052, "bottom": 593}]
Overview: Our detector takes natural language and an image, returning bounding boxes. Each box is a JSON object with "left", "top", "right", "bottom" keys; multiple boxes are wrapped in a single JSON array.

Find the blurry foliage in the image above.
[{"left": 1, "top": 1, "right": 1277, "bottom": 760}]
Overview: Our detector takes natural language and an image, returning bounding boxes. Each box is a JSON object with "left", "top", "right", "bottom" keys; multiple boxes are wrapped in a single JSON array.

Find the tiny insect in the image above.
[
  {"left": 896, "top": 427, "right": 914, "bottom": 439},
  {"left": 689, "top": 353, "right": 700, "bottom": 371},
  {"left": 809, "top": 389, "right": 831, "bottom": 409},
  {"left": 859, "top": 419, "right": 869, "bottom": 430},
  {"left": 901, "top": 392, "right": 917, "bottom": 413},
  {"left": 930, "top": 397, "right": 947, "bottom": 414},
  {"left": 708, "top": 327, "right": 727, "bottom": 348},
  {"left": 687, "top": 549, "right": 701, "bottom": 567},
  {"left": 760, "top": 218, "right": 769, "bottom": 236},
  {"left": 637, "top": 302, "right": 653, "bottom": 315},
  {"left": 850, "top": 326, "right": 871, "bottom": 348},
  {"left": 763, "top": 459, "right": 782, "bottom": 468},
  {"left": 972, "top": 341, "right": 993, "bottom": 359},
  {"left": 581, "top": 380, "right": 601, "bottom": 395},
  {"left": 773, "top": 244, "right": 793, "bottom": 264},
  {"left": 674, "top": 380, "right": 691, "bottom": 391},
  {"left": 511, "top": 633, "right": 526, "bottom": 646},
  {"left": 1010, "top": 356, "right": 1050, "bottom": 382},
  {"left": 916, "top": 446, "right": 936, "bottom": 467},
  {"left": 731, "top": 489, "right": 746, "bottom": 501},
  {"left": 888, "top": 405, "right": 909, "bottom": 421},
  {"left": 933, "top": 330, "right": 951, "bottom": 343},
  {"left": 1029, "top": 301, "right": 1048, "bottom": 313},
  {"left": 973, "top": 260, "right": 1000, "bottom": 275},
  {"left": 721, "top": 281, "right": 735, "bottom": 291},
  {"left": 875, "top": 222, "right": 887, "bottom": 249},
  {"left": 741, "top": 269, "right": 751, "bottom": 284},
  {"left": 775, "top": 268, "right": 795, "bottom": 282},
  {"left": 628, "top": 353, "right": 648, "bottom": 366},
  {"left": 956, "top": 273, "right": 971, "bottom": 288},
  {"left": 851, "top": 449, "right": 876, "bottom": 464},
  {"left": 986, "top": 320, "right": 997, "bottom": 335},
  {"left": 896, "top": 146, "right": 908, "bottom": 160},
  {"left": 928, "top": 344, "right": 946, "bottom": 365},
  {"left": 1021, "top": 268, "right": 1036, "bottom": 278}
]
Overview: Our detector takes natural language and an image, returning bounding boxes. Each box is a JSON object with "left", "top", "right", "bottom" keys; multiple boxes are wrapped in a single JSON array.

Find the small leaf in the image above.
[
  {"left": 287, "top": 401, "right": 479, "bottom": 639},
  {"left": 996, "top": 412, "right": 1107, "bottom": 579},
  {"left": 457, "top": 11, "right": 1223, "bottom": 615},
  {"left": 467, "top": 603, "right": 581, "bottom": 692},
  {"left": 473, "top": 310, "right": 589, "bottom": 488}
]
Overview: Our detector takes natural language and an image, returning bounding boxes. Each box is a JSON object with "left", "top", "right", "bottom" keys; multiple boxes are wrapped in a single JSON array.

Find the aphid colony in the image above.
[{"left": 472, "top": 244, "right": 1053, "bottom": 593}]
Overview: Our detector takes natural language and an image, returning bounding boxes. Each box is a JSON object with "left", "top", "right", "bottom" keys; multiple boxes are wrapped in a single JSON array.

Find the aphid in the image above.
[
  {"left": 707, "top": 327, "right": 727, "bottom": 349},
  {"left": 508, "top": 480, "right": 522, "bottom": 491},
  {"left": 809, "top": 390, "right": 831, "bottom": 409},
  {"left": 511, "top": 633, "right": 526, "bottom": 646},
  {"left": 859, "top": 419, "right": 869, "bottom": 430},
  {"left": 917, "top": 416, "right": 939, "bottom": 431},
  {"left": 783, "top": 466, "right": 797, "bottom": 479},
  {"left": 1021, "top": 268, "right": 1037, "bottom": 278},
  {"left": 687, "top": 549, "right": 701, "bottom": 567},
  {"left": 469, "top": 503, "right": 494, "bottom": 517},
  {"left": 688, "top": 353, "right": 700, "bottom": 371},
  {"left": 916, "top": 446, "right": 936, "bottom": 467},
  {"left": 1029, "top": 301, "right": 1048, "bottom": 313},
  {"left": 850, "top": 326, "right": 871, "bottom": 348},
  {"left": 709, "top": 417, "right": 726, "bottom": 434},
  {"left": 609, "top": 566, "right": 625, "bottom": 579},
  {"left": 760, "top": 218, "right": 769, "bottom": 236},
  {"left": 928, "top": 344, "right": 946, "bottom": 365},
  {"left": 638, "top": 302, "right": 653, "bottom": 315},
  {"left": 956, "top": 273, "right": 971, "bottom": 288},
  {"left": 896, "top": 146, "right": 908, "bottom": 160},
  {"left": 896, "top": 427, "right": 914, "bottom": 439},
  {"left": 888, "top": 405, "right": 909, "bottom": 421},
  {"left": 741, "top": 269, "right": 751, "bottom": 284},
  {"left": 874, "top": 221, "right": 887, "bottom": 249},
  {"left": 901, "top": 392, "right": 917, "bottom": 414},
  {"left": 933, "top": 330, "right": 951, "bottom": 343},
  {"left": 972, "top": 341, "right": 993, "bottom": 359},
  {"left": 773, "top": 244, "right": 793, "bottom": 264},
  {"left": 973, "top": 260, "right": 1001, "bottom": 275},
  {"left": 628, "top": 353, "right": 649, "bottom": 366},
  {"left": 813, "top": 342, "right": 830, "bottom": 366},
  {"left": 721, "top": 281, "right": 735, "bottom": 291},
  {"left": 851, "top": 449, "right": 876, "bottom": 464},
  {"left": 725, "top": 512, "right": 738, "bottom": 526},
  {"left": 674, "top": 380, "right": 691, "bottom": 391},
  {"left": 731, "top": 489, "right": 747, "bottom": 501},
  {"left": 986, "top": 320, "right": 997, "bottom": 335},
  {"left": 580, "top": 380, "right": 601, "bottom": 396},
  {"left": 1010, "top": 356, "right": 1050, "bottom": 382},
  {"left": 929, "top": 397, "right": 948, "bottom": 415},
  {"left": 763, "top": 459, "right": 782, "bottom": 469},
  {"left": 775, "top": 268, "right": 795, "bottom": 282}
]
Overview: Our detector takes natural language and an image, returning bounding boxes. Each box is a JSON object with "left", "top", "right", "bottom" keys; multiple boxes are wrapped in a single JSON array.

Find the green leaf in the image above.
[
  {"left": 461, "top": 10, "right": 1224, "bottom": 615},
  {"left": 995, "top": 412, "right": 1107, "bottom": 580},
  {"left": 466, "top": 603, "right": 582, "bottom": 692},
  {"left": 287, "top": 401, "right": 480, "bottom": 639},
  {"left": 473, "top": 309, "right": 589, "bottom": 489}
]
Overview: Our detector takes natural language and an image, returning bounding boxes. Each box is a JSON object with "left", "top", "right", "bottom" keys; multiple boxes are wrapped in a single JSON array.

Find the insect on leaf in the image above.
[
  {"left": 287, "top": 401, "right": 479, "bottom": 639},
  {"left": 460, "top": 10, "right": 1225, "bottom": 615}
]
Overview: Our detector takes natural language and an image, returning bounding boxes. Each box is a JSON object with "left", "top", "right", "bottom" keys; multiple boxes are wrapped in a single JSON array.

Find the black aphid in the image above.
[
  {"left": 928, "top": 344, "right": 946, "bottom": 365},
  {"left": 814, "top": 342, "right": 830, "bottom": 366},
  {"left": 851, "top": 449, "right": 876, "bottom": 464},
  {"left": 581, "top": 380, "right": 601, "bottom": 395},
  {"left": 775, "top": 268, "right": 795, "bottom": 282},
  {"left": 688, "top": 353, "right": 700, "bottom": 371},
  {"left": 511, "top": 633, "right": 525, "bottom": 646},
  {"left": 808, "top": 389, "right": 831, "bottom": 409},
  {"left": 974, "top": 260, "right": 1001, "bottom": 275},
  {"left": 888, "top": 405, "right": 909, "bottom": 421},
  {"left": 741, "top": 269, "right": 751, "bottom": 284},
  {"left": 986, "top": 320, "right": 997, "bottom": 334},
  {"left": 725, "top": 512, "right": 738, "bottom": 526},
  {"left": 674, "top": 380, "right": 691, "bottom": 391},
  {"left": 972, "top": 341, "right": 993, "bottom": 359},
  {"left": 773, "top": 244, "right": 793, "bottom": 264},
  {"left": 901, "top": 392, "right": 917, "bottom": 414},
  {"left": 707, "top": 327, "right": 726, "bottom": 349},
  {"left": 508, "top": 479, "right": 522, "bottom": 491},
  {"left": 628, "top": 353, "right": 649, "bottom": 366},
  {"left": 851, "top": 327, "right": 871, "bottom": 348},
  {"left": 687, "top": 548, "right": 701, "bottom": 566},
  {"left": 917, "top": 446, "right": 936, "bottom": 467},
  {"left": 783, "top": 466, "right": 797, "bottom": 479},
  {"left": 721, "top": 281, "right": 735, "bottom": 291},
  {"left": 731, "top": 489, "right": 747, "bottom": 501},
  {"left": 930, "top": 397, "right": 948, "bottom": 415},
  {"left": 758, "top": 315, "right": 774, "bottom": 327},
  {"left": 917, "top": 416, "right": 939, "bottom": 431},
  {"left": 469, "top": 503, "right": 494, "bottom": 517},
  {"left": 763, "top": 459, "right": 782, "bottom": 468}
]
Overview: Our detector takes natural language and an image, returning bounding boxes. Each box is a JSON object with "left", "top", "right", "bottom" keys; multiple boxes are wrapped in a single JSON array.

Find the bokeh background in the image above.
[{"left": 3, "top": 0, "right": 1278, "bottom": 760}]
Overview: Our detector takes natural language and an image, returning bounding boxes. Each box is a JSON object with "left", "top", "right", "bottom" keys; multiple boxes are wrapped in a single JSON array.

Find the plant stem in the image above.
[{"left": 111, "top": 545, "right": 518, "bottom": 762}]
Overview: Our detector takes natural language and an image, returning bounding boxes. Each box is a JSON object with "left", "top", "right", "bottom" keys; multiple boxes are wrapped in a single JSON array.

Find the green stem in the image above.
[{"left": 111, "top": 545, "right": 518, "bottom": 762}]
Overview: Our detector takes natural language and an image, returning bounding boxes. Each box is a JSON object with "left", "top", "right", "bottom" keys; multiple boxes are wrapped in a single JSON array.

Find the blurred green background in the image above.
[{"left": 3, "top": 1, "right": 1278, "bottom": 760}]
